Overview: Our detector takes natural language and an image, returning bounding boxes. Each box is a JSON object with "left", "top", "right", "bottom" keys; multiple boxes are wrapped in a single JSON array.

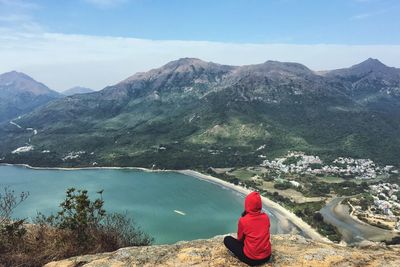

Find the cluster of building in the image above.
[
  {"left": 330, "top": 157, "right": 398, "bottom": 179},
  {"left": 261, "top": 151, "right": 398, "bottom": 179},
  {"left": 62, "top": 151, "right": 86, "bottom": 161},
  {"left": 12, "top": 145, "right": 34, "bottom": 154},
  {"left": 370, "top": 183, "right": 400, "bottom": 213},
  {"left": 352, "top": 183, "right": 400, "bottom": 231},
  {"left": 261, "top": 151, "right": 322, "bottom": 173}
]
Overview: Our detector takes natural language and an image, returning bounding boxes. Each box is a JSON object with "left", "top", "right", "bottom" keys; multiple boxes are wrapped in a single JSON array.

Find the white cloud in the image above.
[
  {"left": 0, "top": 0, "right": 38, "bottom": 9},
  {"left": 0, "top": 0, "right": 43, "bottom": 32},
  {"left": 351, "top": 13, "right": 373, "bottom": 20},
  {"left": 350, "top": 8, "right": 389, "bottom": 20},
  {"left": 84, "top": 0, "right": 128, "bottom": 8},
  {"left": 0, "top": 30, "right": 399, "bottom": 91}
]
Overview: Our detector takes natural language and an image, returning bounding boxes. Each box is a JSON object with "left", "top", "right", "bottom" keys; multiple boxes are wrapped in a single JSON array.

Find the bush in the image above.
[
  {"left": 309, "top": 163, "right": 323, "bottom": 170},
  {"left": 0, "top": 187, "right": 152, "bottom": 267},
  {"left": 307, "top": 183, "right": 331, "bottom": 196},
  {"left": 0, "top": 187, "right": 29, "bottom": 225},
  {"left": 35, "top": 188, "right": 153, "bottom": 248},
  {"left": 261, "top": 174, "right": 274, "bottom": 182},
  {"left": 0, "top": 187, "right": 29, "bottom": 246},
  {"left": 283, "top": 156, "right": 301, "bottom": 165},
  {"left": 386, "top": 236, "right": 400, "bottom": 245},
  {"left": 294, "top": 209, "right": 304, "bottom": 217},
  {"left": 0, "top": 187, "right": 30, "bottom": 266},
  {"left": 36, "top": 188, "right": 107, "bottom": 243},
  {"left": 274, "top": 181, "right": 292, "bottom": 190},
  {"left": 313, "top": 212, "right": 324, "bottom": 222}
]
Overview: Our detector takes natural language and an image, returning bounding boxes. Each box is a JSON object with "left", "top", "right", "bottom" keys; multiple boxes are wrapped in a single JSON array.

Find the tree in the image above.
[
  {"left": 36, "top": 188, "right": 153, "bottom": 246},
  {"left": 313, "top": 212, "right": 324, "bottom": 222},
  {"left": 1, "top": 187, "right": 152, "bottom": 267},
  {"left": 0, "top": 187, "right": 29, "bottom": 240},
  {"left": 0, "top": 187, "right": 29, "bottom": 225}
]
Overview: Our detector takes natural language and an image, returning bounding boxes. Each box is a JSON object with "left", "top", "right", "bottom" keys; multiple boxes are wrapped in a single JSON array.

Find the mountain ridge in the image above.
[{"left": 1, "top": 58, "right": 399, "bottom": 168}]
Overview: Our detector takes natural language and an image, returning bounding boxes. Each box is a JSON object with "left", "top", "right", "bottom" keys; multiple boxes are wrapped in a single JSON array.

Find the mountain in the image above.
[
  {"left": 0, "top": 71, "right": 62, "bottom": 123},
  {"left": 1, "top": 58, "right": 400, "bottom": 168},
  {"left": 325, "top": 58, "right": 400, "bottom": 102},
  {"left": 62, "top": 86, "right": 95, "bottom": 96}
]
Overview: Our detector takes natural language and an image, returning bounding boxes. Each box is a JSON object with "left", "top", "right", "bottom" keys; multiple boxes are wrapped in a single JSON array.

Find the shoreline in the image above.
[
  {"left": 321, "top": 197, "right": 398, "bottom": 244},
  {"left": 1, "top": 163, "right": 331, "bottom": 243},
  {"left": 178, "top": 169, "right": 331, "bottom": 243}
]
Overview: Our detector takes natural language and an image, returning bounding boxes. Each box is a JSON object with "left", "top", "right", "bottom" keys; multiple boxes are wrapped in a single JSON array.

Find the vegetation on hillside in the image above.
[
  {"left": 1, "top": 58, "right": 400, "bottom": 169},
  {"left": 0, "top": 187, "right": 152, "bottom": 267}
]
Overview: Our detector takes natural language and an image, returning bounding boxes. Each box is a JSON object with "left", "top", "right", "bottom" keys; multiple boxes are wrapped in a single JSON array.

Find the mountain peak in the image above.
[
  {"left": 0, "top": 71, "right": 60, "bottom": 97},
  {"left": 171, "top": 57, "right": 205, "bottom": 65},
  {"left": 0, "top": 71, "right": 34, "bottom": 83},
  {"left": 0, "top": 71, "right": 62, "bottom": 123},
  {"left": 162, "top": 58, "right": 213, "bottom": 70},
  {"left": 356, "top": 58, "right": 387, "bottom": 69},
  {"left": 122, "top": 58, "right": 234, "bottom": 84},
  {"left": 326, "top": 58, "right": 396, "bottom": 78},
  {"left": 262, "top": 60, "right": 312, "bottom": 73}
]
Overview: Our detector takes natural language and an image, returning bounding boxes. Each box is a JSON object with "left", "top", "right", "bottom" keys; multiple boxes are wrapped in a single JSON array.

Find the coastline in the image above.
[
  {"left": 320, "top": 197, "right": 398, "bottom": 244},
  {"left": 178, "top": 169, "right": 331, "bottom": 243},
  {"left": 1, "top": 163, "right": 331, "bottom": 243}
]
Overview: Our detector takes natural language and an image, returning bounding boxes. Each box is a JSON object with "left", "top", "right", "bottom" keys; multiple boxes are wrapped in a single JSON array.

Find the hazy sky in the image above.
[{"left": 0, "top": 0, "right": 399, "bottom": 91}]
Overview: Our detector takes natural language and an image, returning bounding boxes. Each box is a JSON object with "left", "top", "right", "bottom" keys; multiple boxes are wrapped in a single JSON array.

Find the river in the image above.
[{"left": 320, "top": 197, "right": 398, "bottom": 244}]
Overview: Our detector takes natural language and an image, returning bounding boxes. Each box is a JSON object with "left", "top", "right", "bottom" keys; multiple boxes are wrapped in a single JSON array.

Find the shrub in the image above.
[
  {"left": 309, "top": 163, "right": 323, "bottom": 170},
  {"left": 283, "top": 156, "right": 301, "bottom": 165},
  {"left": 0, "top": 187, "right": 29, "bottom": 266},
  {"left": 36, "top": 188, "right": 106, "bottom": 243},
  {"left": 0, "top": 187, "right": 152, "bottom": 267},
  {"left": 0, "top": 187, "right": 29, "bottom": 225},
  {"left": 313, "top": 212, "right": 324, "bottom": 222},
  {"left": 274, "top": 181, "right": 291, "bottom": 190}
]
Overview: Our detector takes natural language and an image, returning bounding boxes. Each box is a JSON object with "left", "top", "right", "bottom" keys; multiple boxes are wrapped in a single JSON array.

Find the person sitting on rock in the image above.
[{"left": 224, "top": 191, "right": 271, "bottom": 266}]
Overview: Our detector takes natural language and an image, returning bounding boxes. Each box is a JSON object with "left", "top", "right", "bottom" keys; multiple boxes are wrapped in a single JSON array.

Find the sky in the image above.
[{"left": 0, "top": 0, "right": 399, "bottom": 91}]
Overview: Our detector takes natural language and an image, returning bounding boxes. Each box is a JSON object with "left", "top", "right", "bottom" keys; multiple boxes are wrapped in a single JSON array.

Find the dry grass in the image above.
[{"left": 1, "top": 221, "right": 151, "bottom": 267}]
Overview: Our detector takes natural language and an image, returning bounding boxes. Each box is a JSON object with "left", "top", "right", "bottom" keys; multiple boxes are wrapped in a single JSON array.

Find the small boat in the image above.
[{"left": 174, "top": 210, "right": 186, "bottom": 216}]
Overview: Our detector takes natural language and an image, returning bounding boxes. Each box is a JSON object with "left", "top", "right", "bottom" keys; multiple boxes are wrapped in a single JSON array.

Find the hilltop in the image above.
[
  {"left": 0, "top": 71, "right": 62, "bottom": 123},
  {"left": 45, "top": 234, "right": 400, "bottom": 267}
]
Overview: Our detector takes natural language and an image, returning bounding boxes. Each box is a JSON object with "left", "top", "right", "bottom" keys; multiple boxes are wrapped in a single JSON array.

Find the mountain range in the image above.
[{"left": 0, "top": 58, "right": 399, "bottom": 168}]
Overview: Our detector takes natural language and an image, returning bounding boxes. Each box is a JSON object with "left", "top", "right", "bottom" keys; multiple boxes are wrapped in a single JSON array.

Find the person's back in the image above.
[
  {"left": 224, "top": 191, "right": 271, "bottom": 266},
  {"left": 238, "top": 192, "right": 271, "bottom": 260}
]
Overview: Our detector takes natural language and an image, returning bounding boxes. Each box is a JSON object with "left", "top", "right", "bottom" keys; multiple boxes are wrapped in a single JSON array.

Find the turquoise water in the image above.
[{"left": 0, "top": 165, "right": 276, "bottom": 244}]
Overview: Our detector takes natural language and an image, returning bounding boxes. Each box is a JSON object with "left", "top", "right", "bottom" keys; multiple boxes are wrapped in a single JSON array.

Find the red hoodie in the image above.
[{"left": 237, "top": 192, "right": 271, "bottom": 260}]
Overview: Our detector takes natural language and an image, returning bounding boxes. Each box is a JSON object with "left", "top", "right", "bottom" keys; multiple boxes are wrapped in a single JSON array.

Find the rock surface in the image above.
[{"left": 45, "top": 234, "right": 400, "bottom": 267}]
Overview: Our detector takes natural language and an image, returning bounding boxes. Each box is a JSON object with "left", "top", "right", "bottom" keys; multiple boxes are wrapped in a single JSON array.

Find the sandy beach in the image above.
[{"left": 1, "top": 163, "right": 330, "bottom": 243}]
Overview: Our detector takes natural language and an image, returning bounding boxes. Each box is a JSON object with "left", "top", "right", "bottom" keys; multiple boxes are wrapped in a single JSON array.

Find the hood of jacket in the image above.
[{"left": 245, "top": 191, "right": 262, "bottom": 213}]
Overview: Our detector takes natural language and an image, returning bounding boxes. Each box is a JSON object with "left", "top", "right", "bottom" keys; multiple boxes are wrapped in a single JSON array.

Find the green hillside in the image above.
[{"left": 1, "top": 58, "right": 400, "bottom": 169}]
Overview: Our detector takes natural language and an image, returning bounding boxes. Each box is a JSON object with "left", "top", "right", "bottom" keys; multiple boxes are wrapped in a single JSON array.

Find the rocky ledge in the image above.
[{"left": 45, "top": 234, "right": 400, "bottom": 267}]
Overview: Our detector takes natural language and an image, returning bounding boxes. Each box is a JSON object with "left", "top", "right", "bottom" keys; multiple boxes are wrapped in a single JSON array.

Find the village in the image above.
[
  {"left": 257, "top": 152, "right": 400, "bottom": 231},
  {"left": 350, "top": 183, "right": 400, "bottom": 231},
  {"left": 260, "top": 151, "right": 398, "bottom": 179}
]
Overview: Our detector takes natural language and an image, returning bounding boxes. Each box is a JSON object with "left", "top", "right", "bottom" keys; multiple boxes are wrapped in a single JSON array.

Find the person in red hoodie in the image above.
[{"left": 224, "top": 191, "right": 271, "bottom": 266}]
